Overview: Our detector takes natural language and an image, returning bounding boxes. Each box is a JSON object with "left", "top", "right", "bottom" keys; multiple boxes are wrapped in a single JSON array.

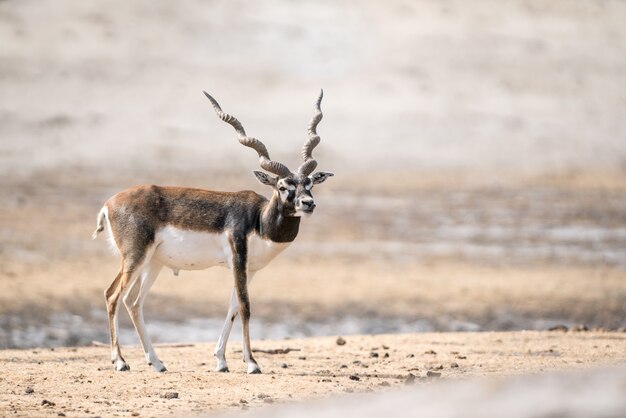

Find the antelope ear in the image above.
[
  {"left": 310, "top": 171, "right": 334, "bottom": 184},
  {"left": 253, "top": 170, "right": 277, "bottom": 186}
]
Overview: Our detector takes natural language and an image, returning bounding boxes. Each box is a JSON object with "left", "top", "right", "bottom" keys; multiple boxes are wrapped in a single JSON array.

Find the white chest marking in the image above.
[
  {"left": 247, "top": 234, "right": 291, "bottom": 272},
  {"left": 152, "top": 227, "right": 291, "bottom": 273}
]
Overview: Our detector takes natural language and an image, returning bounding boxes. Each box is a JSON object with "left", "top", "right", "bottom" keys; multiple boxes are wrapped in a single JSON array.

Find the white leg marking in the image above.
[
  {"left": 214, "top": 272, "right": 255, "bottom": 373},
  {"left": 214, "top": 289, "right": 238, "bottom": 372},
  {"left": 123, "top": 259, "right": 165, "bottom": 372}
]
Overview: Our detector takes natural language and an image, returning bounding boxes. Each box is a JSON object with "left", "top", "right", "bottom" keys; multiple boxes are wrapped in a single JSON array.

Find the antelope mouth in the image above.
[{"left": 295, "top": 204, "right": 316, "bottom": 216}]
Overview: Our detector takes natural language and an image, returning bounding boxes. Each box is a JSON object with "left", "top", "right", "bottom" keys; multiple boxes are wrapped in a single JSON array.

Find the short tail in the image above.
[{"left": 92, "top": 207, "right": 106, "bottom": 240}]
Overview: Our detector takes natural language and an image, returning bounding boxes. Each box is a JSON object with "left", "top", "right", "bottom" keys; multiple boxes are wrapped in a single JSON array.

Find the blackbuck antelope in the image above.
[{"left": 93, "top": 91, "right": 333, "bottom": 374}]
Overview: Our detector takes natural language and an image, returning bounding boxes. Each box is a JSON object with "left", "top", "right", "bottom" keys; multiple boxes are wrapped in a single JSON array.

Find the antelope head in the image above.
[{"left": 203, "top": 90, "right": 334, "bottom": 217}]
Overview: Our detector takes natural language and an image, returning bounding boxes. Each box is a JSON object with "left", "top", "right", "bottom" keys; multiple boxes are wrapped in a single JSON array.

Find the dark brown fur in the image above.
[{"left": 106, "top": 185, "right": 300, "bottom": 268}]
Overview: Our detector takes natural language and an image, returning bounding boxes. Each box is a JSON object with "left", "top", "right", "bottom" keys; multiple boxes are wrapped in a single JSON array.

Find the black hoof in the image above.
[
  {"left": 157, "top": 366, "right": 167, "bottom": 373},
  {"left": 249, "top": 368, "right": 262, "bottom": 374},
  {"left": 117, "top": 364, "right": 130, "bottom": 372},
  {"left": 217, "top": 366, "right": 229, "bottom": 373}
]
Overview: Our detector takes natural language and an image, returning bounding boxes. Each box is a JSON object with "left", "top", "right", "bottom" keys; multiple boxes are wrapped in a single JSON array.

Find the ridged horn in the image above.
[
  {"left": 203, "top": 91, "right": 291, "bottom": 177},
  {"left": 298, "top": 89, "right": 323, "bottom": 177}
]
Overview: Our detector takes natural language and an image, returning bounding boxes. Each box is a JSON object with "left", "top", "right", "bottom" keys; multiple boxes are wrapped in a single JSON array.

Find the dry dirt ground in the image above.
[{"left": 1, "top": 331, "right": 625, "bottom": 417}]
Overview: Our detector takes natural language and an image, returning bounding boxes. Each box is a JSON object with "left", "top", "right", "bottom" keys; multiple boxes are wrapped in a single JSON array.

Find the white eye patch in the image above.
[{"left": 277, "top": 180, "right": 296, "bottom": 191}]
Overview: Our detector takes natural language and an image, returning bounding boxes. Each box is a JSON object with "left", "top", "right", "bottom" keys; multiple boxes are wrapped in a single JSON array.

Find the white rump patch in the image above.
[{"left": 99, "top": 207, "right": 121, "bottom": 256}]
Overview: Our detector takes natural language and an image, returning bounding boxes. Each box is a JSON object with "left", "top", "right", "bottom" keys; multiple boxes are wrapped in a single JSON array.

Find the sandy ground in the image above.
[
  {"left": 236, "top": 365, "right": 626, "bottom": 418},
  {"left": 1, "top": 331, "right": 625, "bottom": 417}
]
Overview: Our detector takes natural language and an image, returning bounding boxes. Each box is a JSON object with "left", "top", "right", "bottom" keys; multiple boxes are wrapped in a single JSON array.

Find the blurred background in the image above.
[{"left": 1, "top": 0, "right": 625, "bottom": 348}]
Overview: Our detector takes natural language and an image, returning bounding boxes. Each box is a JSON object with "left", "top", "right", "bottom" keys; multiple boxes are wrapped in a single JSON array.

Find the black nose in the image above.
[{"left": 302, "top": 200, "right": 314, "bottom": 207}]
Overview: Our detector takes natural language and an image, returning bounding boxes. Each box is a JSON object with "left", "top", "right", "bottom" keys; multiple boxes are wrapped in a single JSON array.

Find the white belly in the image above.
[{"left": 152, "top": 226, "right": 290, "bottom": 272}]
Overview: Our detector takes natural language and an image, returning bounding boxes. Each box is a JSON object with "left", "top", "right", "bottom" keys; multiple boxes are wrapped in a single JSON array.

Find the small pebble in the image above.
[
  {"left": 425, "top": 349, "right": 437, "bottom": 355},
  {"left": 370, "top": 352, "right": 379, "bottom": 358},
  {"left": 404, "top": 373, "right": 416, "bottom": 385},
  {"left": 383, "top": 353, "right": 389, "bottom": 358},
  {"left": 57, "top": 413, "right": 66, "bottom": 417},
  {"left": 427, "top": 371, "right": 442, "bottom": 378},
  {"left": 280, "top": 363, "right": 288, "bottom": 369},
  {"left": 24, "top": 388, "right": 34, "bottom": 395},
  {"left": 456, "top": 355, "right": 467, "bottom": 360},
  {"left": 336, "top": 337, "right": 346, "bottom": 346},
  {"left": 349, "top": 374, "right": 360, "bottom": 381},
  {"left": 41, "top": 400, "right": 56, "bottom": 407},
  {"left": 433, "top": 364, "right": 444, "bottom": 370},
  {"left": 162, "top": 392, "right": 179, "bottom": 399},
  {"left": 450, "top": 362, "right": 459, "bottom": 368}
]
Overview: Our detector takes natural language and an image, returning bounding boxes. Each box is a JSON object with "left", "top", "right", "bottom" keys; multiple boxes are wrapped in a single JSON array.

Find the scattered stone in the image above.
[
  {"left": 340, "top": 364, "right": 348, "bottom": 369},
  {"left": 349, "top": 374, "right": 360, "bottom": 381},
  {"left": 24, "top": 388, "right": 34, "bottom": 395},
  {"left": 239, "top": 399, "right": 248, "bottom": 404},
  {"left": 41, "top": 400, "right": 56, "bottom": 407},
  {"left": 433, "top": 364, "right": 444, "bottom": 370},
  {"left": 298, "top": 356, "right": 307, "bottom": 360},
  {"left": 427, "top": 371, "right": 442, "bottom": 378},
  {"left": 263, "top": 398, "right": 274, "bottom": 404},
  {"left": 382, "top": 345, "right": 389, "bottom": 350},
  {"left": 451, "top": 362, "right": 459, "bottom": 368},
  {"left": 257, "top": 393, "right": 269, "bottom": 399},
  {"left": 404, "top": 373, "right": 416, "bottom": 385},
  {"left": 370, "top": 352, "right": 379, "bottom": 358},
  {"left": 57, "top": 413, "right": 66, "bottom": 417},
  {"left": 383, "top": 352, "right": 390, "bottom": 358},
  {"left": 548, "top": 325, "right": 568, "bottom": 332},
  {"left": 425, "top": 349, "right": 437, "bottom": 355},
  {"left": 456, "top": 355, "right": 467, "bottom": 360},
  {"left": 573, "top": 324, "right": 589, "bottom": 332},
  {"left": 380, "top": 381, "right": 390, "bottom": 387},
  {"left": 406, "top": 354, "right": 415, "bottom": 358},
  {"left": 280, "top": 363, "right": 288, "bottom": 369},
  {"left": 336, "top": 337, "right": 346, "bottom": 346},
  {"left": 161, "top": 392, "right": 179, "bottom": 399},
  {"left": 131, "top": 413, "right": 139, "bottom": 417}
]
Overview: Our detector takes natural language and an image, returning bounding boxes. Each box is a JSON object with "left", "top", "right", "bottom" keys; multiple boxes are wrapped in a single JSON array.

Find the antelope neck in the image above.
[{"left": 258, "top": 191, "right": 300, "bottom": 243}]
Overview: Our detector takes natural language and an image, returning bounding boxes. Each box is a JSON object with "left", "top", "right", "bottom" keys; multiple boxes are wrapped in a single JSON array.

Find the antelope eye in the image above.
[{"left": 278, "top": 186, "right": 287, "bottom": 192}]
